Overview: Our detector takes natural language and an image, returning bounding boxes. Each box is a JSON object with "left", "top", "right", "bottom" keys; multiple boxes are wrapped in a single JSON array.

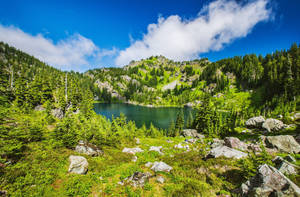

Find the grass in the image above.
[{"left": 1, "top": 136, "right": 258, "bottom": 197}]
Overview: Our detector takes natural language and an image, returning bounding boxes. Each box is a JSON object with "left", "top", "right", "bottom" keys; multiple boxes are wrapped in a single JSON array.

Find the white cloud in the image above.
[
  {"left": 0, "top": 24, "right": 116, "bottom": 71},
  {"left": 116, "top": 0, "right": 272, "bottom": 66}
]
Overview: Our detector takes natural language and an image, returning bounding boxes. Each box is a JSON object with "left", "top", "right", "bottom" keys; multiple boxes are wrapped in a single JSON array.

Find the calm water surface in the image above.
[{"left": 94, "top": 103, "right": 196, "bottom": 129}]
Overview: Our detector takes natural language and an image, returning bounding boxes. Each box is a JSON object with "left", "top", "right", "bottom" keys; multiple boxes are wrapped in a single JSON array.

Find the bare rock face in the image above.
[
  {"left": 75, "top": 141, "right": 103, "bottom": 156},
  {"left": 224, "top": 137, "right": 248, "bottom": 151},
  {"left": 121, "top": 172, "right": 152, "bottom": 187},
  {"left": 265, "top": 135, "right": 300, "bottom": 154},
  {"left": 68, "top": 155, "right": 88, "bottom": 174},
  {"left": 237, "top": 164, "right": 300, "bottom": 197},
  {"left": 151, "top": 161, "right": 173, "bottom": 172},
  {"left": 181, "top": 129, "right": 205, "bottom": 139},
  {"left": 245, "top": 116, "right": 265, "bottom": 128},
  {"left": 207, "top": 145, "right": 248, "bottom": 159},
  {"left": 122, "top": 147, "right": 144, "bottom": 155},
  {"left": 262, "top": 118, "right": 286, "bottom": 132},
  {"left": 51, "top": 108, "right": 64, "bottom": 119},
  {"left": 272, "top": 156, "right": 298, "bottom": 175}
]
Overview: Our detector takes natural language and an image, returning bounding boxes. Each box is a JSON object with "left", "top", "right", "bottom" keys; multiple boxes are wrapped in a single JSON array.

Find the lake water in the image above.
[{"left": 93, "top": 103, "right": 196, "bottom": 130}]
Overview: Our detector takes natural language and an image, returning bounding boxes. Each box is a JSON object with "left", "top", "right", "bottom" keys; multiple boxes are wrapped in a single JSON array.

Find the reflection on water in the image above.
[{"left": 94, "top": 103, "right": 196, "bottom": 129}]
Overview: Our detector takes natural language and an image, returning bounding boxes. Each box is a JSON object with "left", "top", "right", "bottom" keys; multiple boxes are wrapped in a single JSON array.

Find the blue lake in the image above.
[{"left": 93, "top": 103, "right": 196, "bottom": 130}]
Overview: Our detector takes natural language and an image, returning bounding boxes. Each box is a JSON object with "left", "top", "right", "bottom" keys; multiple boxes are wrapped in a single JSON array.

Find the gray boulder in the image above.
[
  {"left": 75, "top": 141, "right": 103, "bottom": 156},
  {"left": 245, "top": 116, "right": 265, "bottom": 128},
  {"left": 207, "top": 145, "right": 247, "bottom": 159},
  {"left": 156, "top": 176, "right": 165, "bottom": 184},
  {"left": 262, "top": 118, "right": 286, "bottom": 132},
  {"left": 34, "top": 105, "right": 45, "bottom": 111},
  {"left": 272, "top": 156, "right": 298, "bottom": 175},
  {"left": 121, "top": 172, "right": 152, "bottom": 187},
  {"left": 151, "top": 161, "right": 173, "bottom": 172},
  {"left": 132, "top": 156, "right": 137, "bottom": 162},
  {"left": 181, "top": 129, "right": 204, "bottom": 139},
  {"left": 51, "top": 108, "right": 64, "bottom": 119},
  {"left": 265, "top": 135, "right": 300, "bottom": 154},
  {"left": 145, "top": 162, "right": 153, "bottom": 168},
  {"left": 210, "top": 138, "right": 225, "bottom": 148},
  {"left": 68, "top": 155, "right": 88, "bottom": 174},
  {"left": 122, "top": 147, "right": 144, "bottom": 155},
  {"left": 224, "top": 137, "right": 248, "bottom": 151},
  {"left": 247, "top": 143, "right": 262, "bottom": 153},
  {"left": 293, "top": 113, "right": 300, "bottom": 121},
  {"left": 284, "top": 155, "right": 296, "bottom": 163},
  {"left": 237, "top": 164, "right": 300, "bottom": 197},
  {"left": 149, "top": 146, "right": 163, "bottom": 155},
  {"left": 135, "top": 138, "right": 140, "bottom": 144}
]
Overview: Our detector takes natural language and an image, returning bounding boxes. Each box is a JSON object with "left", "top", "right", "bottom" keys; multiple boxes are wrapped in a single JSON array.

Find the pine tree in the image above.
[{"left": 174, "top": 110, "right": 184, "bottom": 136}]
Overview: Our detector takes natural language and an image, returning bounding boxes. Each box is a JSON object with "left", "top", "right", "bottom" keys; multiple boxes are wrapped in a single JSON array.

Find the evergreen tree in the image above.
[{"left": 175, "top": 110, "right": 184, "bottom": 136}]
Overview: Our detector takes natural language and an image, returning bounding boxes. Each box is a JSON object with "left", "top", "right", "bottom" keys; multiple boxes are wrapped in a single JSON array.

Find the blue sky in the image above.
[{"left": 0, "top": 0, "right": 299, "bottom": 71}]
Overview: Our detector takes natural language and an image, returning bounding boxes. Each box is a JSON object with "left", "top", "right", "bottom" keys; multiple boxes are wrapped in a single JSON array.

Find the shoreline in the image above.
[{"left": 94, "top": 100, "right": 196, "bottom": 108}]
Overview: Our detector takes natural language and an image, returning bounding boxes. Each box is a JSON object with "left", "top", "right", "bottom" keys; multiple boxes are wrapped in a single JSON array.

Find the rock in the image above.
[
  {"left": 149, "top": 146, "right": 163, "bottom": 155},
  {"left": 265, "top": 135, "right": 300, "bottom": 153},
  {"left": 156, "top": 176, "right": 165, "bottom": 184},
  {"left": 174, "top": 143, "right": 190, "bottom": 150},
  {"left": 75, "top": 141, "right": 103, "bottom": 156},
  {"left": 51, "top": 108, "right": 64, "bottom": 119},
  {"left": 247, "top": 143, "right": 262, "bottom": 153},
  {"left": 184, "top": 102, "right": 194, "bottom": 107},
  {"left": 122, "top": 147, "right": 144, "bottom": 155},
  {"left": 210, "top": 139, "right": 225, "bottom": 148},
  {"left": 162, "top": 80, "right": 180, "bottom": 91},
  {"left": 34, "top": 105, "right": 45, "bottom": 111},
  {"left": 132, "top": 156, "right": 137, "bottom": 162},
  {"left": 135, "top": 138, "right": 140, "bottom": 144},
  {"left": 295, "top": 135, "right": 300, "bottom": 144},
  {"left": 181, "top": 129, "right": 204, "bottom": 139},
  {"left": 0, "top": 190, "right": 7, "bottom": 197},
  {"left": 245, "top": 116, "right": 265, "bottom": 128},
  {"left": 236, "top": 164, "right": 300, "bottom": 197},
  {"left": 284, "top": 155, "right": 296, "bottom": 163},
  {"left": 207, "top": 145, "right": 247, "bottom": 159},
  {"left": 68, "top": 155, "right": 88, "bottom": 174},
  {"left": 224, "top": 137, "right": 248, "bottom": 151},
  {"left": 185, "top": 138, "right": 197, "bottom": 144},
  {"left": 272, "top": 156, "right": 298, "bottom": 175},
  {"left": 262, "top": 118, "right": 286, "bottom": 132},
  {"left": 293, "top": 113, "right": 300, "bottom": 121},
  {"left": 122, "top": 172, "right": 152, "bottom": 187},
  {"left": 151, "top": 161, "right": 173, "bottom": 172},
  {"left": 145, "top": 162, "right": 153, "bottom": 168}
]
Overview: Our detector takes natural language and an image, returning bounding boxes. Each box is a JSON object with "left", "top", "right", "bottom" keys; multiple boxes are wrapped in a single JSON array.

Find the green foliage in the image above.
[
  {"left": 174, "top": 110, "right": 184, "bottom": 136},
  {"left": 238, "top": 143, "right": 273, "bottom": 179}
]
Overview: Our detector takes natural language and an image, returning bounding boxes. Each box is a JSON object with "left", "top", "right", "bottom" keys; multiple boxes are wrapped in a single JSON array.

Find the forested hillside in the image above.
[
  {"left": 87, "top": 43, "right": 300, "bottom": 112},
  {"left": 0, "top": 41, "right": 98, "bottom": 114},
  {"left": 0, "top": 42, "right": 299, "bottom": 196}
]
